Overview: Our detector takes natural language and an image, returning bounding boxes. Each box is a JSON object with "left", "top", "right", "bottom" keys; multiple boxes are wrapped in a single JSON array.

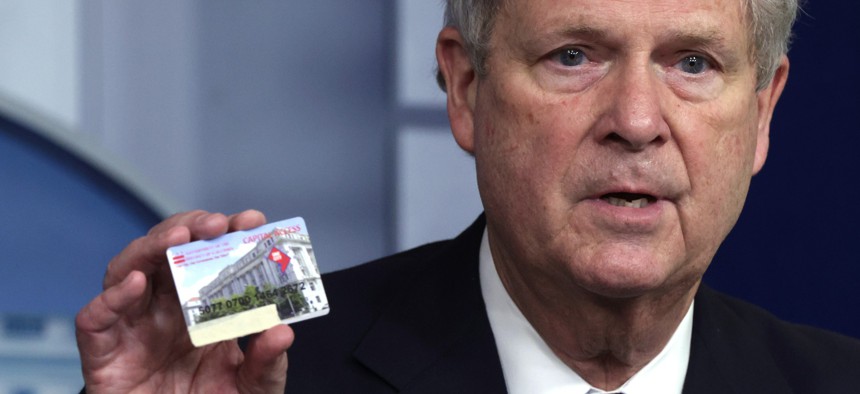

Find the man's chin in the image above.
[
  {"left": 572, "top": 266, "right": 702, "bottom": 305},
  {"left": 571, "top": 263, "right": 676, "bottom": 300},
  {"left": 579, "top": 280, "right": 662, "bottom": 300}
]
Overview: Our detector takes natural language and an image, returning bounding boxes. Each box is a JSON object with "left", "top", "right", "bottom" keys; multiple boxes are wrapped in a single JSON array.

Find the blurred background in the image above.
[{"left": 0, "top": 1, "right": 857, "bottom": 392}]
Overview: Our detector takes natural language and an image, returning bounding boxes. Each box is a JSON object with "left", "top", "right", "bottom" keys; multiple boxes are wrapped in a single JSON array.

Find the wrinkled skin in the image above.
[{"left": 437, "top": 0, "right": 788, "bottom": 388}]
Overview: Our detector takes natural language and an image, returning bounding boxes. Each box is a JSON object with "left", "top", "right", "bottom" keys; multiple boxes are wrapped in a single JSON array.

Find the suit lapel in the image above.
[
  {"left": 683, "top": 285, "right": 793, "bottom": 393},
  {"left": 353, "top": 216, "right": 507, "bottom": 392},
  {"left": 351, "top": 220, "right": 802, "bottom": 393}
]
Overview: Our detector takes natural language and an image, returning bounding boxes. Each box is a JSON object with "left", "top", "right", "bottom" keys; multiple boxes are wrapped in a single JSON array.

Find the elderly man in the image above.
[{"left": 76, "top": 0, "right": 860, "bottom": 392}]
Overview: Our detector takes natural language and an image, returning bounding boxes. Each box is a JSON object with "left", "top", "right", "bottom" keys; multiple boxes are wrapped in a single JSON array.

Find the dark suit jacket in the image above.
[{"left": 287, "top": 216, "right": 860, "bottom": 393}]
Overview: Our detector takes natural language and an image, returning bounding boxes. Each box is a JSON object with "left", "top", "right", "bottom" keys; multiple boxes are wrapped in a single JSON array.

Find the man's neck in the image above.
[{"left": 488, "top": 235, "right": 699, "bottom": 390}]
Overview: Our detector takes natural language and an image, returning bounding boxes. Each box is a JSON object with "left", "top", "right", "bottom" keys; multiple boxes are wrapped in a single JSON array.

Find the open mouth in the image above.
[{"left": 600, "top": 192, "right": 657, "bottom": 208}]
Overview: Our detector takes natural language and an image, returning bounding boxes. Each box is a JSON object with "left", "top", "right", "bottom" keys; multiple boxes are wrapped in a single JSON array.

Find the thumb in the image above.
[{"left": 237, "top": 324, "right": 294, "bottom": 393}]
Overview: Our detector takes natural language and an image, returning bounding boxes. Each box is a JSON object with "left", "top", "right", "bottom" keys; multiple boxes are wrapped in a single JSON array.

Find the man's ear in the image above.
[
  {"left": 753, "top": 55, "right": 789, "bottom": 175},
  {"left": 436, "top": 26, "right": 478, "bottom": 154}
]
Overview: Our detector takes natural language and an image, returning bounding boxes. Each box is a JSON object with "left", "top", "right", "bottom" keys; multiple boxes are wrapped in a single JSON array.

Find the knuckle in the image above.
[{"left": 148, "top": 210, "right": 210, "bottom": 235}]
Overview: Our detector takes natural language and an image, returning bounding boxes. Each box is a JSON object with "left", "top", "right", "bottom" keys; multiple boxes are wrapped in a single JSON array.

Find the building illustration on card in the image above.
[
  {"left": 181, "top": 227, "right": 328, "bottom": 327},
  {"left": 169, "top": 217, "right": 330, "bottom": 347}
]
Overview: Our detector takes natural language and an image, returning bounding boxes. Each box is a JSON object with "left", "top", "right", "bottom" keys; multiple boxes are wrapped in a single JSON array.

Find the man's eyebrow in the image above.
[
  {"left": 515, "top": 24, "right": 612, "bottom": 57},
  {"left": 663, "top": 29, "right": 727, "bottom": 50},
  {"left": 552, "top": 25, "right": 611, "bottom": 41},
  {"left": 666, "top": 29, "right": 747, "bottom": 53}
]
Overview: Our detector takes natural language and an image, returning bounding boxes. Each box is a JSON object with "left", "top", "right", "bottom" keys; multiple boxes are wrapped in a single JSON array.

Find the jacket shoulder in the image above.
[
  {"left": 286, "top": 216, "right": 495, "bottom": 393},
  {"left": 692, "top": 286, "right": 860, "bottom": 391}
]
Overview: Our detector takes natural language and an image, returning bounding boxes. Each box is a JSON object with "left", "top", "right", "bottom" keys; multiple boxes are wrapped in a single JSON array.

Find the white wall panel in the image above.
[
  {"left": 396, "top": 127, "right": 483, "bottom": 251},
  {"left": 0, "top": 0, "right": 79, "bottom": 129},
  {"left": 396, "top": 0, "right": 447, "bottom": 107}
]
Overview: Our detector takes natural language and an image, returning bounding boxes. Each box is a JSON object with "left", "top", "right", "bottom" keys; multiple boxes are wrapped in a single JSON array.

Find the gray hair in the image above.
[{"left": 438, "top": 0, "right": 799, "bottom": 91}]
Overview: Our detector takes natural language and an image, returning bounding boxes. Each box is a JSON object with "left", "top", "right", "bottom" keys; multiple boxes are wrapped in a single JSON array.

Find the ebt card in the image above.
[{"left": 166, "top": 217, "right": 329, "bottom": 347}]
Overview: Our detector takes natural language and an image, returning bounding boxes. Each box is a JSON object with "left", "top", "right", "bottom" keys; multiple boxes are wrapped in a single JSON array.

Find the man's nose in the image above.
[{"left": 593, "top": 62, "right": 670, "bottom": 151}]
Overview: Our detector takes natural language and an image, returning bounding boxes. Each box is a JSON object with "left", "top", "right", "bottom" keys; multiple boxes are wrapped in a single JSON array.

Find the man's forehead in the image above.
[
  {"left": 496, "top": 0, "right": 751, "bottom": 48},
  {"left": 499, "top": 0, "right": 747, "bottom": 20}
]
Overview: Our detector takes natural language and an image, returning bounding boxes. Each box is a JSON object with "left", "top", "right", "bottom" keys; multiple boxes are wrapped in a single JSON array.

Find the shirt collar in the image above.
[{"left": 479, "top": 228, "right": 693, "bottom": 394}]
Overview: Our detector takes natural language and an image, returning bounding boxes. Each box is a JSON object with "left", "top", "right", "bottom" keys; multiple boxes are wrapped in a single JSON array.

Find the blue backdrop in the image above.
[
  {"left": 704, "top": 0, "right": 860, "bottom": 338},
  {"left": 0, "top": 114, "right": 161, "bottom": 316}
]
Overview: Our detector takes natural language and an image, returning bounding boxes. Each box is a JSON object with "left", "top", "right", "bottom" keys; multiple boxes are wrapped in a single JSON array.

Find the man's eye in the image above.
[
  {"left": 554, "top": 48, "right": 588, "bottom": 67},
  {"left": 676, "top": 55, "right": 710, "bottom": 74}
]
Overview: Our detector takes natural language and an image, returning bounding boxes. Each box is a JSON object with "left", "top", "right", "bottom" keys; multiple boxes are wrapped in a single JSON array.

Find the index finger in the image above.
[
  {"left": 103, "top": 210, "right": 267, "bottom": 289},
  {"left": 227, "top": 209, "right": 267, "bottom": 233},
  {"left": 103, "top": 210, "right": 225, "bottom": 289},
  {"left": 102, "top": 224, "right": 190, "bottom": 289}
]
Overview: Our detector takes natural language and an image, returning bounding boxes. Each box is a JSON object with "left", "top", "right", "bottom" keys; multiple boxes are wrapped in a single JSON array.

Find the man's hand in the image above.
[{"left": 75, "top": 210, "right": 294, "bottom": 393}]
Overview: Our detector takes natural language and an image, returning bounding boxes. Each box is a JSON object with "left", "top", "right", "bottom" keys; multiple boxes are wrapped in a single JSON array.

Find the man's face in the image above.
[{"left": 442, "top": 0, "right": 788, "bottom": 298}]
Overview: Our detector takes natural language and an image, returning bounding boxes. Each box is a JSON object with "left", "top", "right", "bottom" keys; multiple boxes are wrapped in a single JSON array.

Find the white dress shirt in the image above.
[{"left": 479, "top": 229, "right": 693, "bottom": 394}]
